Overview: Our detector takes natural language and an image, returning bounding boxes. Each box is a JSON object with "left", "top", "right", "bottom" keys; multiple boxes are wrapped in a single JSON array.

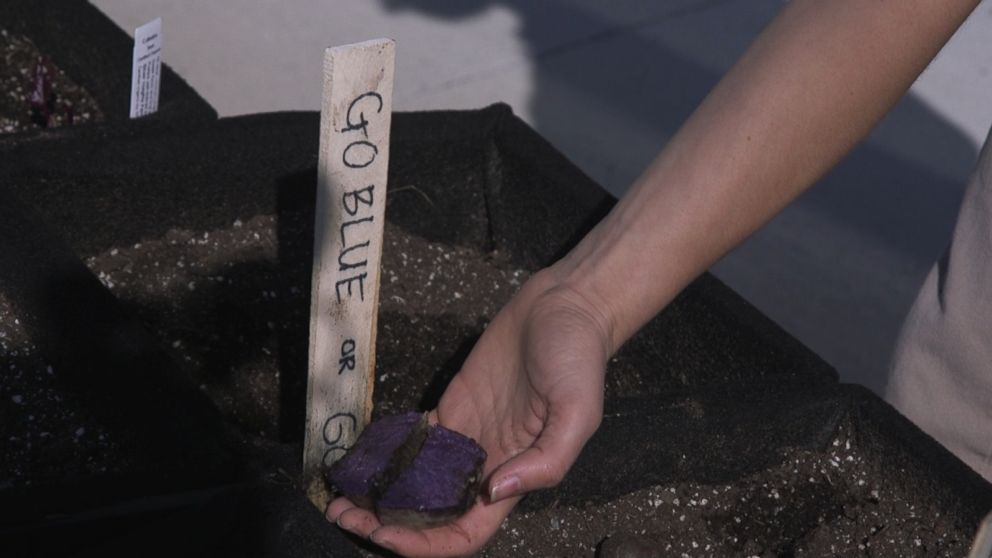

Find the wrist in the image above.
[
  {"left": 540, "top": 260, "right": 623, "bottom": 357},
  {"left": 544, "top": 196, "right": 695, "bottom": 353},
  {"left": 510, "top": 265, "right": 617, "bottom": 358}
]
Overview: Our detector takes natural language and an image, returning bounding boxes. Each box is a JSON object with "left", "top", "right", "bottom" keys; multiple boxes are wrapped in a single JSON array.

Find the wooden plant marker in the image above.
[{"left": 304, "top": 38, "right": 395, "bottom": 510}]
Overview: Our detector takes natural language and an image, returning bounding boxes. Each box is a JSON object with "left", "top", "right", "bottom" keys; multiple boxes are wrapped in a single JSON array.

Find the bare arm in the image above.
[
  {"left": 330, "top": 1, "right": 981, "bottom": 556},
  {"left": 555, "top": 0, "right": 981, "bottom": 354}
]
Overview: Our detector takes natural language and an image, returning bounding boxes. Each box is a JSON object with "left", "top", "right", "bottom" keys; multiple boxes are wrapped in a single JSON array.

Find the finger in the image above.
[
  {"left": 487, "top": 404, "right": 599, "bottom": 502},
  {"left": 370, "top": 495, "right": 520, "bottom": 558},
  {"left": 336, "top": 506, "right": 381, "bottom": 538},
  {"left": 326, "top": 497, "right": 357, "bottom": 523}
]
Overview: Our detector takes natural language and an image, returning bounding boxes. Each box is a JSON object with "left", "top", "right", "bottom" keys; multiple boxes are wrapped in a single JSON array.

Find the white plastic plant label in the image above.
[{"left": 129, "top": 18, "right": 162, "bottom": 118}]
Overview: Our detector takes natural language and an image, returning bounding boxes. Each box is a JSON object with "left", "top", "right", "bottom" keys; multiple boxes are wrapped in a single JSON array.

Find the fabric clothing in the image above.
[{"left": 887, "top": 127, "right": 992, "bottom": 482}]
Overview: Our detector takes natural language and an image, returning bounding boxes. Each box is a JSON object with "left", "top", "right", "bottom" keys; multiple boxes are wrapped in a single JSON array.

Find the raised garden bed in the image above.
[
  {"left": 3, "top": 106, "right": 991, "bottom": 557},
  {"left": 1, "top": 3, "right": 990, "bottom": 556}
]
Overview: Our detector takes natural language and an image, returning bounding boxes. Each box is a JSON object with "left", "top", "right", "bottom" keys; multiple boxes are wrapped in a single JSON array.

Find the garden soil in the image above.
[{"left": 2, "top": 5, "right": 991, "bottom": 554}]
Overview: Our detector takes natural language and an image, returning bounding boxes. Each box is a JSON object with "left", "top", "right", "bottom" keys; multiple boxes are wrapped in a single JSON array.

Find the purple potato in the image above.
[
  {"left": 326, "top": 411, "right": 427, "bottom": 508},
  {"left": 376, "top": 424, "right": 488, "bottom": 528}
]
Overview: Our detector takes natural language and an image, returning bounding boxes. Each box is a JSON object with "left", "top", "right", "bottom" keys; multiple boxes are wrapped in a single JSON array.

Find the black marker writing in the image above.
[
  {"left": 322, "top": 412, "right": 358, "bottom": 467},
  {"left": 339, "top": 338, "right": 356, "bottom": 374},
  {"left": 341, "top": 92, "right": 383, "bottom": 138}
]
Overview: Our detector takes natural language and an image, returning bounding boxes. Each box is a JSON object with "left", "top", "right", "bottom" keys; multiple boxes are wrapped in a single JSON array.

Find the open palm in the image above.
[{"left": 328, "top": 270, "right": 611, "bottom": 557}]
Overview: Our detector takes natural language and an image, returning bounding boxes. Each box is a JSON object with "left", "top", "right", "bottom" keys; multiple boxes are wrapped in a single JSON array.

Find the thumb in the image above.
[{"left": 487, "top": 405, "right": 600, "bottom": 502}]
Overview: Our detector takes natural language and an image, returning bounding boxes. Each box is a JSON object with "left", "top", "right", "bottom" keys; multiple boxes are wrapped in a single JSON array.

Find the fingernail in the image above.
[{"left": 490, "top": 474, "right": 521, "bottom": 501}]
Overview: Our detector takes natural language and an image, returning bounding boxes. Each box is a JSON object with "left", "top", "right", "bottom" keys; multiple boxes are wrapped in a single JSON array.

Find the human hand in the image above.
[{"left": 327, "top": 268, "right": 613, "bottom": 556}]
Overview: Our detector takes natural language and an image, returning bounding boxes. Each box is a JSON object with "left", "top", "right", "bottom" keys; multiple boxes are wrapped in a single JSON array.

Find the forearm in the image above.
[{"left": 551, "top": 0, "right": 979, "bottom": 353}]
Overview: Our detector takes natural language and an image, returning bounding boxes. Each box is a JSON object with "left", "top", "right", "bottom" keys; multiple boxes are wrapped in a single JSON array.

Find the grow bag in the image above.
[
  {"left": 2, "top": 104, "right": 990, "bottom": 556},
  {"left": 1, "top": 3, "right": 990, "bottom": 554}
]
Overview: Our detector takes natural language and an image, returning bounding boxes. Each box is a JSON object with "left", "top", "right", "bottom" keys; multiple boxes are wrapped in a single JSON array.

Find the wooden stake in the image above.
[{"left": 304, "top": 38, "right": 395, "bottom": 510}]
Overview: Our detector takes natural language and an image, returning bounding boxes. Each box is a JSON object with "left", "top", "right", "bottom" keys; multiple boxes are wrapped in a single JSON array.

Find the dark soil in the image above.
[
  {"left": 0, "top": 215, "right": 525, "bottom": 487},
  {"left": 0, "top": 28, "right": 102, "bottom": 133},
  {"left": 487, "top": 418, "right": 969, "bottom": 557},
  {"left": 1, "top": 206, "right": 982, "bottom": 556}
]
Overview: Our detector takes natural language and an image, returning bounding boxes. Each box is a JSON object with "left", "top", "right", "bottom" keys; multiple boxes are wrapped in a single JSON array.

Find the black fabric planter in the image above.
[
  {"left": 1, "top": 104, "right": 989, "bottom": 557},
  {"left": 0, "top": 0, "right": 216, "bottom": 128},
  {"left": 1, "top": 3, "right": 990, "bottom": 555}
]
